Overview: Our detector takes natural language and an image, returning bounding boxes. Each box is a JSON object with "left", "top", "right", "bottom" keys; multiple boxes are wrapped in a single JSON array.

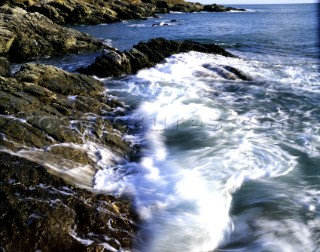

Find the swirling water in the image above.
[{"left": 53, "top": 4, "right": 320, "bottom": 251}]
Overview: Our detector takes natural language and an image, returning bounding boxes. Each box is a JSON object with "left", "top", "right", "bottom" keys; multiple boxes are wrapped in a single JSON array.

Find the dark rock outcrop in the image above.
[
  {"left": 0, "top": 151, "right": 136, "bottom": 252},
  {"left": 0, "top": 6, "right": 105, "bottom": 62},
  {"left": 78, "top": 37, "right": 235, "bottom": 78},
  {"left": 203, "top": 4, "right": 245, "bottom": 12},
  {"left": 145, "top": 0, "right": 203, "bottom": 13}
]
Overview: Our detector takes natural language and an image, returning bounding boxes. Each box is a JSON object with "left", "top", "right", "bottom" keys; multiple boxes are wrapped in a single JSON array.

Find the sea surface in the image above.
[{"left": 35, "top": 4, "right": 320, "bottom": 252}]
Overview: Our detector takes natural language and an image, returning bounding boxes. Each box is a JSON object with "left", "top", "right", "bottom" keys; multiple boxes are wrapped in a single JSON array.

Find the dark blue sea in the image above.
[{"left": 33, "top": 3, "right": 320, "bottom": 251}]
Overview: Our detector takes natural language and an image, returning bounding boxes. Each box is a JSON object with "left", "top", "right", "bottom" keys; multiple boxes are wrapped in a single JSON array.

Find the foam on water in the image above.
[
  {"left": 127, "top": 24, "right": 148, "bottom": 28},
  {"left": 93, "top": 51, "right": 320, "bottom": 251}
]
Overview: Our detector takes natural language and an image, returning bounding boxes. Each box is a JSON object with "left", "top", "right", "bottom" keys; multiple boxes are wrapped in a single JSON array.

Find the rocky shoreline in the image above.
[
  {"left": 1, "top": 0, "right": 245, "bottom": 25},
  {"left": 0, "top": 1, "right": 245, "bottom": 251},
  {"left": 0, "top": 56, "right": 140, "bottom": 250}
]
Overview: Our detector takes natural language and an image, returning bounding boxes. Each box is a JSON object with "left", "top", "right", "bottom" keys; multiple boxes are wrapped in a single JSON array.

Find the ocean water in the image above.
[{"left": 42, "top": 4, "right": 320, "bottom": 251}]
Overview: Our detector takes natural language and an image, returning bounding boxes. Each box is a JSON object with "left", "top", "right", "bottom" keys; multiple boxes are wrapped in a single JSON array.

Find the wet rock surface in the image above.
[
  {"left": 202, "top": 64, "right": 253, "bottom": 81},
  {"left": 78, "top": 37, "right": 236, "bottom": 78},
  {"left": 0, "top": 63, "right": 139, "bottom": 186},
  {"left": 0, "top": 6, "right": 105, "bottom": 62},
  {"left": 0, "top": 61, "right": 139, "bottom": 251},
  {"left": 0, "top": 151, "right": 137, "bottom": 252}
]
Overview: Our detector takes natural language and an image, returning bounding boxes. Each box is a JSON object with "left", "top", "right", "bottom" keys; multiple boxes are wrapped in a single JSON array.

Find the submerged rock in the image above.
[
  {"left": 222, "top": 65, "right": 252, "bottom": 81},
  {"left": 202, "top": 64, "right": 252, "bottom": 81},
  {"left": 0, "top": 6, "right": 105, "bottom": 62},
  {"left": 79, "top": 37, "right": 235, "bottom": 78}
]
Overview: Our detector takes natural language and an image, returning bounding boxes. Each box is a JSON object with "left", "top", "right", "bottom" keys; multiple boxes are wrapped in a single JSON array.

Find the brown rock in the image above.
[
  {"left": 0, "top": 152, "right": 137, "bottom": 252},
  {"left": 0, "top": 6, "right": 105, "bottom": 62}
]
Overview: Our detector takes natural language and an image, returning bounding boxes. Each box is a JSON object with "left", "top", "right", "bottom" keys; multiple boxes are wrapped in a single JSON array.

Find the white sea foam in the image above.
[
  {"left": 68, "top": 95, "right": 77, "bottom": 101},
  {"left": 102, "top": 38, "right": 113, "bottom": 46},
  {"left": 229, "top": 10, "right": 246, "bottom": 13},
  {"left": 94, "top": 51, "right": 320, "bottom": 251},
  {"left": 127, "top": 24, "right": 148, "bottom": 28},
  {"left": 69, "top": 230, "right": 94, "bottom": 246}
]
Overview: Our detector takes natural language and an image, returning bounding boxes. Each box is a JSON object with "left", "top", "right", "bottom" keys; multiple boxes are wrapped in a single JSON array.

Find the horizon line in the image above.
[
  {"left": 224, "top": 2, "right": 317, "bottom": 4},
  {"left": 186, "top": 1, "right": 319, "bottom": 5}
]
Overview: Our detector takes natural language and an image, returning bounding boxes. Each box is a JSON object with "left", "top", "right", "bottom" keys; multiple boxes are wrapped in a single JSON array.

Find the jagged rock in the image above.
[
  {"left": 0, "top": 76, "right": 41, "bottom": 115},
  {"left": 203, "top": 4, "right": 245, "bottom": 12},
  {"left": 49, "top": 145, "right": 90, "bottom": 164},
  {"left": 0, "top": 57, "right": 10, "bottom": 77},
  {"left": 1, "top": 0, "right": 156, "bottom": 24},
  {"left": 78, "top": 38, "right": 235, "bottom": 77},
  {"left": 0, "top": 28, "right": 16, "bottom": 57},
  {"left": 0, "top": 6, "right": 105, "bottom": 62},
  {"left": 15, "top": 63, "right": 105, "bottom": 96},
  {"left": 202, "top": 64, "right": 252, "bottom": 81},
  {"left": 109, "top": 1, "right": 155, "bottom": 20},
  {"left": 0, "top": 116, "right": 53, "bottom": 149},
  {"left": 84, "top": 49, "right": 132, "bottom": 77},
  {"left": 0, "top": 64, "right": 139, "bottom": 187},
  {"left": 0, "top": 62, "right": 139, "bottom": 251},
  {"left": 170, "top": 2, "right": 203, "bottom": 12},
  {"left": 29, "top": 0, "right": 121, "bottom": 25},
  {"left": 0, "top": 152, "right": 137, "bottom": 252},
  {"left": 222, "top": 65, "right": 252, "bottom": 81}
]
